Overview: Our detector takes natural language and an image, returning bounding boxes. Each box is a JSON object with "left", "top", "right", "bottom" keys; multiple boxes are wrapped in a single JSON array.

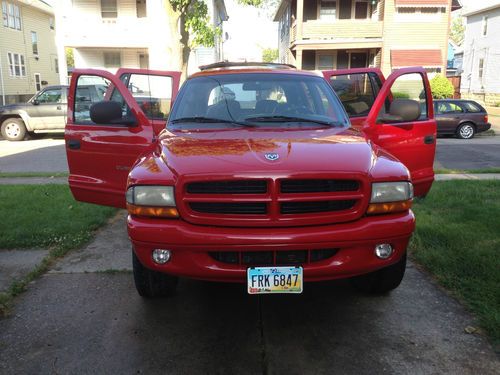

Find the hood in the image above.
[
  {"left": 0, "top": 103, "right": 29, "bottom": 112},
  {"left": 158, "top": 127, "right": 377, "bottom": 179}
]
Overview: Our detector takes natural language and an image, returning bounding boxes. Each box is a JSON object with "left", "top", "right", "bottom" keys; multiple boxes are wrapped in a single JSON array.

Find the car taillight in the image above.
[{"left": 484, "top": 115, "right": 488, "bottom": 123}]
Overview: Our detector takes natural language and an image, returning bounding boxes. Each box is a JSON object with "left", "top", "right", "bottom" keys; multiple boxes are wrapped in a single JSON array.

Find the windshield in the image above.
[{"left": 169, "top": 73, "right": 349, "bottom": 128}]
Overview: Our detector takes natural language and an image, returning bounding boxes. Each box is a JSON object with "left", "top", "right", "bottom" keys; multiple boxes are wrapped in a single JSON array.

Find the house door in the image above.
[{"left": 350, "top": 53, "right": 367, "bottom": 68}]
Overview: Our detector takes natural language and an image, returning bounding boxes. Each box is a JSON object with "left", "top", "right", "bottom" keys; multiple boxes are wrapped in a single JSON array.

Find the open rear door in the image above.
[
  {"left": 65, "top": 68, "right": 180, "bottom": 208},
  {"left": 363, "top": 67, "right": 436, "bottom": 197},
  {"left": 322, "top": 68, "right": 386, "bottom": 128},
  {"left": 116, "top": 68, "right": 181, "bottom": 135}
]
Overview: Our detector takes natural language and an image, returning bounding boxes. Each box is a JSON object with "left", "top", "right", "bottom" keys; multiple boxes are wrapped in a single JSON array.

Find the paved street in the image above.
[
  {"left": 0, "top": 214, "right": 499, "bottom": 374},
  {"left": 0, "top": 136, "right": 67, "bottom": 173},
  {"left": 1, "top": 134, "right": 500, "bottom": 175},
  {"left": 434, "top": 135, "right": 500, "bottom": 170}
]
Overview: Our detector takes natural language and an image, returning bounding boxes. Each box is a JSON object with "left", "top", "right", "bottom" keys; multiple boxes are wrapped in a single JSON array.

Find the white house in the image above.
[
  {"left": 55, "top": 0, "right": 228, "bottom": 83},
  {"left": 460, "top": 2, "right": 500, "bottom": 106}
]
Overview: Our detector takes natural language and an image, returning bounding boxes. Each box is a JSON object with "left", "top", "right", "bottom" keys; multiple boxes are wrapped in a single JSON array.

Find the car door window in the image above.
[
  {"left": 385, "top": 73, "right": 428, "bottom": 121},
  {"left": 37, "top": 89, "right": 62, "bottom": 103},
  {"left": 74, "top": 75, "right": 133, "bottom": 125},
  {"left": 330, "top": 73, "right": 377, "bottom": 117},
  {"left": 461, "top": 101, "right": 481, "bottom": 113},
  {"left": 119, "top": 74, "right": 173, "bottom": 120}
]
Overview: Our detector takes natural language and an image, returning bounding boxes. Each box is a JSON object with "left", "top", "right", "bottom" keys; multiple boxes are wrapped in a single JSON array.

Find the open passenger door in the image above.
[
  {"left": 65, "top": 68, "right": 181, "bottom": 208},
  {"left": 323, "top": 67, "right": 436, "bottom": 197}
]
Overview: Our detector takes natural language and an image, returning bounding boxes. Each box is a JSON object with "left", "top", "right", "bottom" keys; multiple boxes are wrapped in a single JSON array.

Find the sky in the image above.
[{"left": 222, "top": 0, "right": 279, "bottom": 62}]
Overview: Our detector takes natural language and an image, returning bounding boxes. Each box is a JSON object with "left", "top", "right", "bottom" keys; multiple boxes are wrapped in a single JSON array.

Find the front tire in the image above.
[
  {"left": 457, "top": 122, "right": 475, "bottom": 139},
  {"left": 132, "top": 250, "right": 178, "bottom": 298},
  {"left": 1, "top": 118, "right": 27, "bottom": 141},
  {"left": 351, "top": 253, "right": 407, "bottom": 294}
]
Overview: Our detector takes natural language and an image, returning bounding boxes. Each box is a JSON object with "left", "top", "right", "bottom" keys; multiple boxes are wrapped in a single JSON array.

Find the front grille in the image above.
[
  {"left": 280, "top": 179, "right": 359, "bottom": 193},
  {"left": 187, "top": 180, "right": 267, "bottom": 194},
  {"left": 189, "top": 202, "right": 267, "bottom": 214},
  {"left": 280, "top": 200, "right": 356, "bottom": 214},
  {"left": 209, "top": 249, "right": 338, "bottom": 266}
]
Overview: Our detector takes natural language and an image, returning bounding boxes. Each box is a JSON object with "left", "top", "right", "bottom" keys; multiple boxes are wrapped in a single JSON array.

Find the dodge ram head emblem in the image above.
[{"left": 264, "top": 153, "right": 279, "bottom": 161}]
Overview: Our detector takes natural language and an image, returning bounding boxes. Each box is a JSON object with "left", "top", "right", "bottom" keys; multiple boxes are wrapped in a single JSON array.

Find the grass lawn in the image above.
[
  {"left": 0, "top": 185, "right": 116, "bottom": 249},
  {"left": 410, "top": 180, "right": 500, "bottom": 347},
  {"left": 435, "top": 167, "right": 500, "bottom": 174},
  {"left": 0, "top": 172, "right": 69, "bottom": 178},
  {"left": 0, "top": 185, "right": 116, "bottom": 315}
]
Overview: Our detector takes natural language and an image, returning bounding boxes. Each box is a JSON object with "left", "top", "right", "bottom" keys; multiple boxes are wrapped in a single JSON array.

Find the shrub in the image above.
[
  {"left": 430, "top": 75, "right": 454, "bottom": 99},
  {"left": 393, "top": 92, "right": 410, "bottom": 99}
]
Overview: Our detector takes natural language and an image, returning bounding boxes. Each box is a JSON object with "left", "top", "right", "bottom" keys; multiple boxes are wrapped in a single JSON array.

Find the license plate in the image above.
[{"left": 247, "top": 266, "right": 303, "bottom": 294}]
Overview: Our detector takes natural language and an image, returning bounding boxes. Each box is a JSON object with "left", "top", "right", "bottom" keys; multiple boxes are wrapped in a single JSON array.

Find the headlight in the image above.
[
  {"left": 126, "top": 186, "right": 178, "bottom": 218},
  {"left": 370, "top": 182, "right": 413, "bottom": 203},
  {"left": 367, "top": 182, "right": 413, "bottom": 215}
]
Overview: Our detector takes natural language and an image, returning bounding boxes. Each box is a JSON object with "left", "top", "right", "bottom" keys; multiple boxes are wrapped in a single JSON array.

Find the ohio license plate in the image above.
[{"left": 247, "top": 266, "right": 303, "bottom": 294}]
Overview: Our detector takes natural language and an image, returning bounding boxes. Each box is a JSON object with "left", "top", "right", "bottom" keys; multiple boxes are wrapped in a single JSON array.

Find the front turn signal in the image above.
[
  {"left": 366, "top": 200, "right": 412, "bottom": 215},
  {"left": 126, "top": 203, "right": 179, "bottom": 218}
]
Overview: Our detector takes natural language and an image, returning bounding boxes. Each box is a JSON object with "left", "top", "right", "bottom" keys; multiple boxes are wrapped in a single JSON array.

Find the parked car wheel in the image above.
[
  {"left": 457, "top": 122, "right": 475, "bottom": 139},
  {"left": 1, "top": 118, "right": 27, "bottom": 141},
  {"left": 351, "top": 252, "right": 406, "bottom": 294},
  {"left": 132, "top": 250, "right": 178, "bottom": 298}
]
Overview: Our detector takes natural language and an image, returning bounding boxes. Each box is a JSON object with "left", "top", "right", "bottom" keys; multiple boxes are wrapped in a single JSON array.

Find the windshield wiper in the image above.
[
  {"left": 170, "top": 116, "right": 255, "bottom": 127},
  {"left": 244, "top": 115, "right": 341, "bottom": 127}
]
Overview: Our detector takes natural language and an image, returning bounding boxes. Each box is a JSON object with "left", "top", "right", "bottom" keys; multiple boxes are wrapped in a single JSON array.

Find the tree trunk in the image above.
[{"left": 164, "top": 1, "right": 191, "bottom": 80}]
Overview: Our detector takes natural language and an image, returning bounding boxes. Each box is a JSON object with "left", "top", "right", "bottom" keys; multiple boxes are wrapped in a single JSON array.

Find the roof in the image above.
[
  {"left": 17, "top": 0, "right": 54, "bottom": 14},
  {"left": 273, "top": 0, "right": 291, "bottom": 22},
  {"left": 462, "top": 3, "right": 500, "bottom": 17},
  {"left": 199, "top": 62, "right": 296, "bottom": 71},
  {"left": 391, "top": 49, "right": 443, "bottom": 67},
  {"left": 190, "top": 67, "right": 320, "bottom": 79}
]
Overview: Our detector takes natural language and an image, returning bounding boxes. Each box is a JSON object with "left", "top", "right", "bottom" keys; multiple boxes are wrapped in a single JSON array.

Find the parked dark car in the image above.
[
  {"left": 0, "top": 84, "right": 106, "bottom": 141},
  {"left": 434, "top": 99, "right": 490, "bottom": 139}
]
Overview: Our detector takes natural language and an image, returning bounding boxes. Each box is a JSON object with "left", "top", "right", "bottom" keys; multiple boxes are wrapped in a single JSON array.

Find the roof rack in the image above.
[{"left": 199, "top": 62, "right": 297, "bottom": 71}]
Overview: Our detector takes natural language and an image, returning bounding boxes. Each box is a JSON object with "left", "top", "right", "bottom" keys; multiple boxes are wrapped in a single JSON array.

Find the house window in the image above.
[
  {"left": 31, "top": 31, "right": 38, "bottom": 55},
  {"left": 104, "top": 51, "right": 121, "bottom": 68},
  {"left": 319, "top": 0, "right": 336, "bottom": 20},
  {"left": 136, "top": 0, "right": 146, "bottom": 18},
  {"left": 49, "top": 16, "right": 54, "bottom": 30},
  {"left": 355, "top": 0, "right": 369, "bottom": 19},
  {"left": 101, "top": 0, "right": 117, "bottom": 18},
  {"left": 2, "top": 1, "right": 21, "bottom": 30},
  {"left": 7, "top": 52, "right": 26, "bottom": 77},
  {"left": 317, "top": 54, "right": 334, "bottom": 70},
  {"left": 482, "top": 16, "right": 488, "bottom": 36},
  {"left": 34, "top": 73, "right": 41, "bottom": 91},
  {"left": 54, "top": 58, "right": 59, "bottom": 73},
  {"left": 478, "top": 58, "right": 484, "bottom": 79}
]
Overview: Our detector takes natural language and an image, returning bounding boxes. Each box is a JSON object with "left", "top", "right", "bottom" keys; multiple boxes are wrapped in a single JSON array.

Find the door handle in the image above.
[
  {"left": 67, "top": 139, "right": 80, "bottom": 150},
  {"left": 57, "top": 106, "right": 62, "bottom": 110},
  {"left": 424, "top": 135, "right": 435, "bottom": 144}
]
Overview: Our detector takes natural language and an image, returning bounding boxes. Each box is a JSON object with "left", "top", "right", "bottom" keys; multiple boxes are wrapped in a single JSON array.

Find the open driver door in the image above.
[{"left": 323, "top": 67, "right": 436, "bottom": 197}]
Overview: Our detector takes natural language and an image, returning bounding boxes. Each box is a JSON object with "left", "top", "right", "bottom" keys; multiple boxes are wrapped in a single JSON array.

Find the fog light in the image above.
[
  {"left": 152, "top": 249, "right": 171, "bottom": 264},
  {"left": 374, "top": 244, "right": 393, "bottom": 259}
]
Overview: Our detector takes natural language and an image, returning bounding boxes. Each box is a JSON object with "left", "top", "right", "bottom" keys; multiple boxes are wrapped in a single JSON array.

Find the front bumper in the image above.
[{"left": 128, "top": 211, "right": 415, "bottom": 282}]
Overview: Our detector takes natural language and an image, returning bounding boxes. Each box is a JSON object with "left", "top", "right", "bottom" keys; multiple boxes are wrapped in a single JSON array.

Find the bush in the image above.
[
  {"left": 393, "top": 92, "right": 410, "bottom": 99},
  {"left": 430, "top": 75, "right": 454, "bottom": 99}
]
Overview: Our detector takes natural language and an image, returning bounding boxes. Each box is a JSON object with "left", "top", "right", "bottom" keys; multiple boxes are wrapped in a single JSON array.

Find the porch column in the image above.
[
  {"left": 297, "top": 0, "right": 303, "bottom": 41},
  {"left": 296, "top": 49, "right": 303, "bottom": 69}
]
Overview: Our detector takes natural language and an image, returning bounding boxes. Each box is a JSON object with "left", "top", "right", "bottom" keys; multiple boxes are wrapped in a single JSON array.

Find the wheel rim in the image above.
[
  {"left": 460, "top": 124, "right": 474, "bottom": 138},
  {"left": 5, "top": 122, "right": 21, "bottom": 138}
]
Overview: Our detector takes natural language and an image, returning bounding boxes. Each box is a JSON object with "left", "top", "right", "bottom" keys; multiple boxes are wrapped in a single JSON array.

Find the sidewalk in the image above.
[{"left": 435, "top": 173, "right": 500, "bottom": 180}]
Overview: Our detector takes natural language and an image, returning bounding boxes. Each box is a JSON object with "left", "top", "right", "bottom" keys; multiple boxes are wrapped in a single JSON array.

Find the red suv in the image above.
[{"left": 65, "top": 63, "right": 436, "bottom": 297}]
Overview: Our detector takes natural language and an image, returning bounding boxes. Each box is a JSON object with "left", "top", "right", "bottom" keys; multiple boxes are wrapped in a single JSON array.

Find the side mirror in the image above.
[
  {"left": 378, "top": 99, "right": 421, "bottom": 124},
  {"left": 32, "top": 99, "right": 39, "bottom": 105},
  {"left": 89, "top": 101, "right": 136, "bottom": 126}
]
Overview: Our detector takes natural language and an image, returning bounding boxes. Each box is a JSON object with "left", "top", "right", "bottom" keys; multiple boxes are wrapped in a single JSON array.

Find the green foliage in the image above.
[
  {"left": 262, "top": 48, "right": 279, "bottom": 62},
  {"left": 392, "top": 92, "right": 410, "bottom": 99},
  {"left": 450, "top": 17, "right": 465, "bottom": 46},
  {"left": 65, "top": 48, "right": 74, "bottom": 68},
  {"left": 430, "top": 75, "right": 454, "bottom": 99}
]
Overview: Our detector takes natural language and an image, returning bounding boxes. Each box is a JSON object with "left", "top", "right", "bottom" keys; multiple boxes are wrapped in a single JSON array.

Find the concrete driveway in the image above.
[{"left": 0, "top": 214, "right": 498, "bottom": 374}]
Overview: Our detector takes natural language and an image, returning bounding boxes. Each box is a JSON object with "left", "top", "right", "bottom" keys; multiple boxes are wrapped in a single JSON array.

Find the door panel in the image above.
[
  {"left": 65, "top": 69, "right": 155, "bottom": 208},
  {"left": 116, "top": 68, "right": 181, "bottom": 135},
  {"left": 323, "top": 68, "right": 385, "bottom": 128},
  {"left": 363, "top": 67, "right": 436, "bottom": 197}
]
